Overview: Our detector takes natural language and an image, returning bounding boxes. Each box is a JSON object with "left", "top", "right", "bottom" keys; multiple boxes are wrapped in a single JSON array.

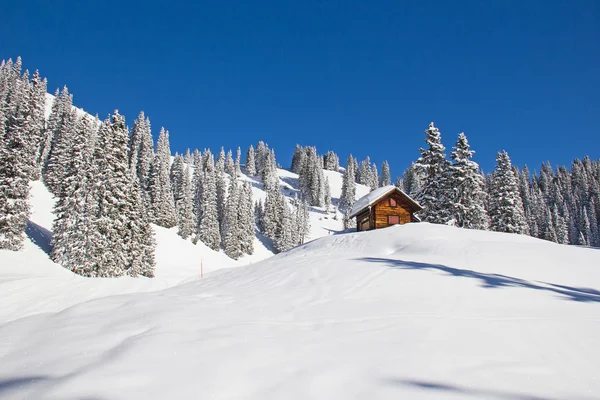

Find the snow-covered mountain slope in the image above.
[
  {"left": 1, "top": 164, "right": 368, "bottom": 322},
  {"left": 1, "top": 223, "right": 599, "bottom": 399}
]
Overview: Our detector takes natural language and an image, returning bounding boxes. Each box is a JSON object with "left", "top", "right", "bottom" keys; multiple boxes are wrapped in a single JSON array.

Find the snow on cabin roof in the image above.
[{"left": 348, "top": 185, "right": 422, "bottom": 218}]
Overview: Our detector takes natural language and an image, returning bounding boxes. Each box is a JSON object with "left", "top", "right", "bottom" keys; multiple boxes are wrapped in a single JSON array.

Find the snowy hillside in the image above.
[{"left": 1, "top": 222, "right": 600, "bottom": 399}]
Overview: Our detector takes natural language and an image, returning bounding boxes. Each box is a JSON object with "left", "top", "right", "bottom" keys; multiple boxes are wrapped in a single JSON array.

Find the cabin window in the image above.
[
  {"left": 388, "top": 215, "right": 400, "bottom": 225},
  {"left": 389, "top": 198, "right": 397, "bottom": 208}
]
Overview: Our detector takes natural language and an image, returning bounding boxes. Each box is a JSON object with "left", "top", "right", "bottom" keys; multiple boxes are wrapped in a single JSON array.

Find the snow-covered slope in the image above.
[{"left": 1, "top": 223, "right": 599, "bottom": 399}]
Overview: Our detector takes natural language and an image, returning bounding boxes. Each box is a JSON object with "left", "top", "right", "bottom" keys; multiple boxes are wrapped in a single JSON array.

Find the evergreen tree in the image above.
[
  {"left": 324, "top": 176, "right": 331, "bottom": 210},
  {"left": 170, "top": 154, "right": 185, "bottom": 212},
  {"left": 238, "top": 182, "right": 255, "bottom": 255},
  {"left": 178, "top": 164, "right": 195, "bottom": 239},
  {"left": 340, "top": 154, "right": 357, "bottom": 211},
  {"left": 27, "top": 70, "right": 47, "bottom": 180},
  {"left": 274, "top": 198, "right": 294, "bottom": 252},
  {"left": 148, "top": 128, "right": 177, "bottom": 227},
  {"left": 42, "top": 86, "right": 74, "bottom": 193},
  {"left": 245, "top": 145, "right": 256, "bottom": 176},
  {"left": 216, "top": 167, "right": 227, "bottom": 233},
  {"left": 448, "top": 132, "right": 489, "bottom": 229},
  {"left": 222, "top": 178, "right": 242, "bottom": 259},
  {"left": 324, "top": 151, "right": 340, "bottom": 171},
  {"left": 235, "top": 146, "right": 242, "bottom": 177},
  {"left": 197, "top": 156, "right": 221, "bottom": 250},
  {"left": 488, "top": 151, "right": 528, "bottom": 234},
  {"left": 216, "top": 147, "right": 225, "bottom": 173},
  {"left": 0, "top": 96, "right": 31, "bottom": 250},
  {"left": 51, "top": 115, "right": 95, "bottom": 272},
  {"left": 291, "top": 144, "right": 305, "bottom": 174},
  {"left": 225, "top": 149, "right": 235, "bottom": 176},
  {"left": 137, "top": 115, "right": 154, "bottom": 200},
  {"left": 91, "top": 112, "right": 155, "bottom": 277},
  {"left": 415, "top": 122, "right": 452, "bottom": 224},
  {"left": 401, "top": 163, "right": 424, "bottom": 197},
  {"left": 380, "top": 161, "right": 391, "bottom": 187}
]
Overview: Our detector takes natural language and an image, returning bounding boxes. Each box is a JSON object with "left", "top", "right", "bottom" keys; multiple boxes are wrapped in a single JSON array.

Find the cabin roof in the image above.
[{"left": 348, "top": 185, "right": 423, "bottom": 218}]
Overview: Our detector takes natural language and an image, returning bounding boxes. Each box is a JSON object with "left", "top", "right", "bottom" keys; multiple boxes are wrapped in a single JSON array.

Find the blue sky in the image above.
[{"left": 2, "top": 0, "right": 598, "bottom": 176}]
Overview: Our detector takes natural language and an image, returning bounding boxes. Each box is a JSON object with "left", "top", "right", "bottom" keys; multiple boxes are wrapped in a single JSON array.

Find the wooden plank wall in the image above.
[{"left": 373, "top": 193, "right": 413, "bottom": 229}]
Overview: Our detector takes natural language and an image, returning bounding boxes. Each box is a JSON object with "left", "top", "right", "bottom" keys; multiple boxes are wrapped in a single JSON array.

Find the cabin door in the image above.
[{"left": 360, "top": 219, "right": 370, "bottom": 231}]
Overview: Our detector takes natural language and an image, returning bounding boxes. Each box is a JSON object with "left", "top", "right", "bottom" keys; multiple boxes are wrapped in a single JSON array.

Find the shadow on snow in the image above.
[
  {"left": 25, "top": 220, "right": 53, "bottom": 256},
  {"left": 357, "top": 257, "right": 600, "bottom": 303}
]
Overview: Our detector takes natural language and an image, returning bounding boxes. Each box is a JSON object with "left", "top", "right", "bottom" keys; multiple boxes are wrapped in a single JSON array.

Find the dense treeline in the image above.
[{"left": 1, "top": 57, "right": 598, "bottom": 280}]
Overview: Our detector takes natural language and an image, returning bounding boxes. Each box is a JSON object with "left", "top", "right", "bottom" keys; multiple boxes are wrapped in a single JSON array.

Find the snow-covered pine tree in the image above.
[
  {"left": 92, "top": 111, "right": 156, "bottom": 277},
  {"left": 26, "top": 70, "right": 47, "bottom": 180},
  {"left": 51, "top": 115, "right": 96, "bottom": 272},
  {"left": 340, "top": 154, "right": 356, "bottom": 211},
  {"left": 238, "top": 182, "right": 254, "bottom": 255},
  {"left": 448, "top": 132, "right": 489, "bottom": 229},
  {"left": 192, "top": 148, "right": 204, "bottom": 228},
  {"left": 245, "top": 145, "right": 256, "bottom": 176},
  {"left": 0, "top": 85, "right": 31, "bottom": 250},
  {"left": 401, "top": 163, "right": 424, "bottom": 197},
  {"left": 487, "top": 151, "right": 528, "bottom": 234},
  {"left": 137, "top": 115, "right": 154, "bottom": 201},
  {"left": 415, "top": 122, "right": 452, "bottom": 224},
  {"left": 222, "top": 178, "right": 243, "bottom": 259},
  {"left": 235, "top": 146, "right": 242, "bottom": 177},
  {"left": 197, "top": 155, "right": 221, "bottom": 250},
  {"left": 148, "top": 128, "right": 177, "bottom": 227},
  {"left": 370, "top": 162, "right": 379, "bottom": 191},
  {"left": 216, "top": 147, "right": 226, "bottom": 174},
  {"left": 42, "top": 86, "right": 73, "bottom": 192},
  {"left": 184, "top": 148, "right": 192, "bottom": 166},
  {"left": 170, "top": 154, "right": 185, "bottom": 212},
  {"left": 261, "top": 189, "right": 282, "bottom": 238},
  {"left": 274, "top": 198, "right": 294, "bottom": 252},
  {"left": 324, "top": 151, "right": 340, "bottom": 171},
  {"left": 216, "top": 166, "right": 227, "bottom": 234},
  {"left": 178, "top": 163, "right": 195, "bottom": 239},
  {"left": 359, "top": 156, "right": 372, "bottom": 187},
  {"left": 255, "top": 141, "right": 267, "bottom": 174},
  {"left": 380, "top": 161, "right": 391, "bottom": 187},
  {"left": 291, "top": 144, "right": 305, "bottom": 174},
  {"left": 261, "top": 149, "right": 279, "bottom": 193},
  {"left": 128, "top": 112, "right": 146, "bottom": 173},
  {"left": 225, "top": 149, "right": 235, "bottom": 176}
]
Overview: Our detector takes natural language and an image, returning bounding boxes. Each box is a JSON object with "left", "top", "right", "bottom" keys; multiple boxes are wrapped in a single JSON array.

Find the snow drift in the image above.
[{"left": 1, "top": 223, "right": 599, "bottom": 399}]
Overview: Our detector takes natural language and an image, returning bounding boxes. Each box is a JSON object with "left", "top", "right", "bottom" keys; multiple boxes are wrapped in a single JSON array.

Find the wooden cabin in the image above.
[{"left": 349, "top": 185, "right": 423, "bottom": 232}]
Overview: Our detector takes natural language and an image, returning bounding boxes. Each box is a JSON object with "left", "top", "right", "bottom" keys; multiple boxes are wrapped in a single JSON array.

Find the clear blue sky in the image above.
[{"left": 2, "top": 0, "right": 598, "bottom": 176}]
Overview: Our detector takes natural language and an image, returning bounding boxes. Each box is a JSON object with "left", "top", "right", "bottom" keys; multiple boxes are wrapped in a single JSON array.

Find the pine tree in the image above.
[
  {"left": 197, "top": 157, "right": 221, "bottom": 250},
  {"left": 137, "top": 115, "right": 154, "bottom": 201},
  {"left": 324, "top": 176, "right": 331, "bottom": 210},
  {"left": 222, "top": 178, "right": 243, "bottom": 259},
  {"left": 235, "top": 146, "right": 242, "bottom": 177},
  {"left": 448, "top": 132, "right": 489, "bottom": 229},
  {"left": 238, "top": 182, "right": 254, "bottom": 255},
  {"left": 148, "top": 128, "right": 177, "bottom": 227},
  {"left": 340, "top": 154, "right": 357, "bottom": 211},
  {"left": 216, "top": 168, "right": 227, "bottom": 233},
  {"left": 0, "top": 97, "right": 31, "bottom": 250},
  {"left": 488, "top": 151, "right": 528, "bottom": 234},
  {"left": 291, "top": 144, "right": 305, "bottom": 174},
  {"left": 216, "top": 147, "right": 225, "bottom": 173},
  {"left": 51, "top": 115, "right": 95, "bottom": 271},
  {"left": 274, "top": 198, "right": 294, "bottom": 252},
  {"left": 91, "top": 112, "right": 155, "bottom": 277},
  {"left": 178, "top": 164, "right": 195, "bottom": 239},
  {"left": 245, "top": 145, "right": 256, "bottom": 176},
  {"left": 415, "top": 122, "right": 452, "bottom": 224},
  {"left": 170, "top": 154, "right": 185, "bottom": 212},
  {"left": 128, "top": 111, "right": 146, "bottom": 173},
  {"left": 380, "top": 161, "right": 391, "bottom": 187},
  {"left": 27, "top": 70, "right": 47, "bottom": 180},
  {"left": 324, "top": 151, "right": 340, "bottom": 171},
  {"left": 225, "top": 149, "right": 235, "bottom": 176},
  {"left": 42, "top": 86, "right": 74, "bottom": 193}
]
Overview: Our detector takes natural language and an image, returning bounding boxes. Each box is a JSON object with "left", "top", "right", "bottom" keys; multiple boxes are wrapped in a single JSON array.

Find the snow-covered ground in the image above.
[{"left": 2, "top": 212, "right": 600, "bottom": 398}]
